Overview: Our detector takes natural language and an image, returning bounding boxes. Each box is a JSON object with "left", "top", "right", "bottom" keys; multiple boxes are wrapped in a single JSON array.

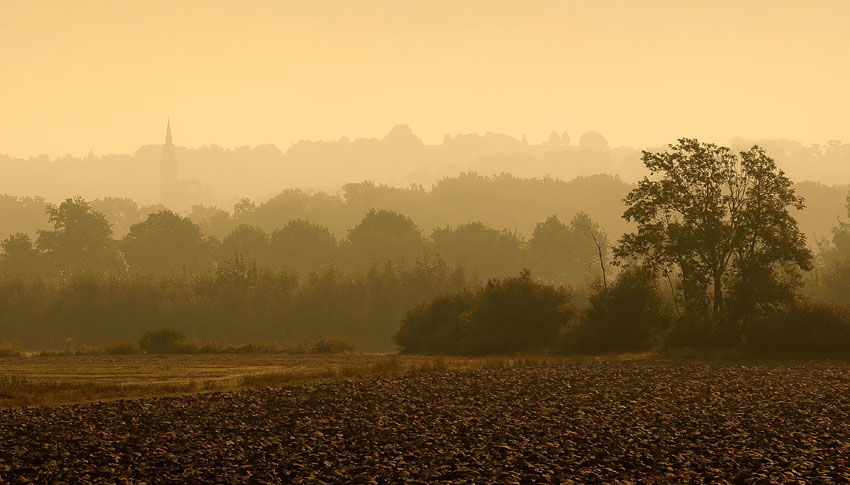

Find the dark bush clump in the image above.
[
  {"left": 667, "top": 312, "right": 719, "bottom": 349},
  {"left": 567, "top": 266, "right": 672, "bottom": 353},
  {"left": 105, "top": 342, "right": 138, "bottom": 355},
  {"left": 744, "top": 301, "right": 850, "bottom": 358},
  {"left": 396, "top": 270, "right": 575, "bottom": 355},
  {"left": 311, "top": 337, "right": 357, "bottom": 354},
  {"left": 0, "top": 255, "right": 472, "bottom": 353},
  {"left": 395, "top": 292, "right": 475, "bottom": 355},
  {"left": 138, "top": 328, "right": 195, "bottom": 354},
  {"left": 0, "top": 341, "right": 22, "bottom": 357}
]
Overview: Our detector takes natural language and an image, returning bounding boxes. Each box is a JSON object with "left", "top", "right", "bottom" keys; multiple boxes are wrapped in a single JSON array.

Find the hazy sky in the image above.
[{"left": 1, "top": 1, "right": 848, "bottom": 158}]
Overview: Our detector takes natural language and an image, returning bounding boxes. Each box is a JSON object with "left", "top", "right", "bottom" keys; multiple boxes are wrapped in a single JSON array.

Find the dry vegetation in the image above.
[{"left": 0, "top": 353, "right": 629, "bottom": 408}]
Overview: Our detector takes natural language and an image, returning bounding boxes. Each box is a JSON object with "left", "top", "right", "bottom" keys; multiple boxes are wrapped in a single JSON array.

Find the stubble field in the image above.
[
  {"left": 2, "top": 358, "right": 850, "bottom": 482},
  {"left": 0, "top": 353, "right": 505, "bottom": 408}
]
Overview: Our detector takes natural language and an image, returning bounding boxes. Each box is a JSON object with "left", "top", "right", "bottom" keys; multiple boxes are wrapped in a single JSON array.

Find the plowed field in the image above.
[{"left": 2, "top": 361, "right": 849, "bottom": 482}]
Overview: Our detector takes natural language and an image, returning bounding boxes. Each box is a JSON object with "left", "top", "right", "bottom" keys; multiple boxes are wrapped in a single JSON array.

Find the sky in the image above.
[{"left": 1, "top": 0, "right": 849, "bottom": 158}]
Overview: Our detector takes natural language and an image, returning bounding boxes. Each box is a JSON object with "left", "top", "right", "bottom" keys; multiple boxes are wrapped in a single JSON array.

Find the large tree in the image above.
[
  {"left": 528, "top": 213, "right": 607, "bottom": 285},
  {"left": 431, "top": 222, "right": 524, "bottom": 280},
  {"left": 269, "top": 219, "right": 337, "bottom": 275},
  {"left": 615, "top": 139, "right": 812, "bottom": 319},
  {"left": 90, "top": 197, "right": 146, "bottom": 239},
  {"left": 37, "top": 197, "right": 123, "bottom": 276},
  {"left": 219, "top": 225, "right": 269, "bottom": 265},
  {"left": 0, "top": 233, "right": 42, "bottom": 274},
  {"left": 342, "top": 209, "right": 424, "bottom": 268},
  {"left": 123, "top": 210, "right": 214, "bottom": 275}
]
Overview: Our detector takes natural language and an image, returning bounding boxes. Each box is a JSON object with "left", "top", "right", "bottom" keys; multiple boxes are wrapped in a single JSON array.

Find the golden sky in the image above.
[{"left": 1, "top": 0, "right": 848, "bottom": 158}]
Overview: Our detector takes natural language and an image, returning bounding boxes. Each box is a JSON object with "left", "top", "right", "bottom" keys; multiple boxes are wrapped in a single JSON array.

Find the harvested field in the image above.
[
  {"left": 0, "top": 353, "right": 499, "bottom": 408},
  {"left": 2, "top": 361, "right": 850, "bottom": 482}
]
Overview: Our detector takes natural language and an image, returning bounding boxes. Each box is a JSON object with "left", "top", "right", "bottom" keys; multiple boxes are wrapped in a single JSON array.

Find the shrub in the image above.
[
  {"left": 394, "top": 292, "right": 475, "bottom": 355},
  {"left": 0, "top": 341, "right": 22, "bottom": 357},
  {"left": 811, "top": 260, "right": 850, "bottom": 305},
  {"left": 667, "top": 312, "right": 719, "bottom": 349},
  {"left": 311, "top": 337, "right": 357, "bottom": 354},
  {"left": 0, "top": 255, "right": 473, "bottom": 353},
  {"left": 105, "top": 342, "right": 138, "bottom": 355},
  {"left": 232, "top": 342, "right": 299, "bottom": 354},
  {"left": 568, "top": 266, "right": 672, "bottom": 353},
  {"left": 138, "top": 328, "right": 195, "bottom": 354},
  {"left": 743, "top": 301, "right": 850, "bottom": 358},
  {"left": 396, "top": 270, "right": 575, "bottom": 355},
  {"left": 464, "top": 270, "right": 574, "bottom": 355}
]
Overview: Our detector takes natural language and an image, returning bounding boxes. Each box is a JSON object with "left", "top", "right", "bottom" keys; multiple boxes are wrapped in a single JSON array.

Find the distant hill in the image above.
[{"left": 3, "top": 127, "right": 849, "bottom": 211}]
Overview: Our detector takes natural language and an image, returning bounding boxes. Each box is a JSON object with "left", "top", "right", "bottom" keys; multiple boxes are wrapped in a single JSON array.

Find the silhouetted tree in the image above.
[
  {"left": 0, "top": 233, "right": 42, "bottom": 274},
  {"left": 187, "top": 204, "right": 234, "bottom": 240},
  {"left": 123, "top": 210, "right": 214, "bottom": 274},
  {"left": 430, "top": 222, "right": 524, "bottom": 279},
  {"left": 269, "top": 219, "right": 337, "bottom": 275},
  {"left": 579, "top": 131, "right": 609, "bottom": 151},
  {"left": 528, "top": 213, "right": 604, "bottom": 284},
  {"left": 90, "top": 197, "right": 145, "bottom": 238},
  {"left": 811, "top": 259, "right": 850, "bottom": 305},
  {"left": 395, "top": 269, "right": 574, "bottom": 355},
  {"left": 616, "top": 139, "right": 812, "bottom": 322},
  {"left": 395, "top": 291, "right": 475, "bottom": 355},
  {"left": 570, "top": 265, "right": 671, "bottom": 353},
  {"left": 243, "top": 188, "right": 351, "bottom": 236},
  {"left": 0, "top": 194, "right": 50, "bottom": 243},
  {"left": 233, "top": 198, "right": 257, "bottom": 219},
  {"left": 580, "top": 215, "right": 610, "bottom": 291},
  {"left": 817, "top": 190, "right": 850, "bottom": 266},
  {"left": 465, "top": 269, "right": 573, "bottom": 355},
  {"left": 342, "top": 209, "right": 425, "bottom": 268},
  {"left": 37, "top": 197, "right": 122, "bottom": 277},
  {"left": 808, "top": 190, "right": 850, "bottom": 304},
  {"left": 219, "top": 225, "right": 269, "bottom": 266}
]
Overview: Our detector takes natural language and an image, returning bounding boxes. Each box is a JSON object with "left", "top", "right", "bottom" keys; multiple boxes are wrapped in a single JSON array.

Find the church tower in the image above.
[{"left": 160, "top": 119, "right": 178, "bottom": 204}]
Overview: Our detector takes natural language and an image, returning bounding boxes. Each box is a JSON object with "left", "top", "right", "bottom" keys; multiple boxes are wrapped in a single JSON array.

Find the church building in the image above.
[{"left": 159, "top": 120, "right": 211, "bottom": 208}]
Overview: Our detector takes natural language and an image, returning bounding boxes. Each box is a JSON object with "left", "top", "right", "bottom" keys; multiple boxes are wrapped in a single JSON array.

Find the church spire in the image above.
[{"left": 165, "top": 118, "right": 173, "bottom": 145}]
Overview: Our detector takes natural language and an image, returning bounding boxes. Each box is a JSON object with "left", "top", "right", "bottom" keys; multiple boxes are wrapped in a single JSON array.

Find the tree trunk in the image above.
[{"left": 712, "top": 269, "right": 724, "bottom": 321}]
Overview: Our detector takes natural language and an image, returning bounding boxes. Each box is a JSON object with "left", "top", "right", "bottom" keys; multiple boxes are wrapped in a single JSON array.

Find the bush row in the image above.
[
  {"left": 0, "top": 255, "right": 472, "bottom": 352},
  {"left": 396, "top": 268, "right": 850, "bottom": 359}
]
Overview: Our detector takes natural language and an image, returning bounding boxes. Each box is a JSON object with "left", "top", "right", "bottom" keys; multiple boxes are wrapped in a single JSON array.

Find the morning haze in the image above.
[
  {"left": 1, "top": 1, "right": 849, "bottom": 158},
  {"left": 3, "top": 2, "right": 850, "bottom": 482}
]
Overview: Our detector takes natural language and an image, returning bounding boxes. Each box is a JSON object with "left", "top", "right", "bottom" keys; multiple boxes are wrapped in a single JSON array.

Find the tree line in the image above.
[
  {"left": 0, "top": 255, "right": 472, "bottom": 352},
  {"left": 0, "top": 200, "right": 609, "bottom": 285},
  {"left": 3, "top": 139, "right": 850, "bottom": 356},
  {"left": 0, "top": 196, "right": 609, "bottom": 352},
  {"left": 396, "top": 139, "right": 850, "bottom": 357}
]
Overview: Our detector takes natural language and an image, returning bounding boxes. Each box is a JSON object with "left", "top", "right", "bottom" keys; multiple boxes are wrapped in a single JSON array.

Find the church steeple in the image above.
[
  {"left": 161, "top": 118, "right": 178, "bottom": 204},
  {"left": 165, "top": 118, "right": 173, "bottom": 145}
]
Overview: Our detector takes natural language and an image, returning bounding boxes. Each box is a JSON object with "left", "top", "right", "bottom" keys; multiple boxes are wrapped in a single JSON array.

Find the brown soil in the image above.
[{"left": 1, "top": 361, "right": 849, "bottom": 482}]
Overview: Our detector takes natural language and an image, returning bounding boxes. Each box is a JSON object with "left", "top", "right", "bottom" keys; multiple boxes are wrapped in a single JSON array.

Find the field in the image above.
[
  {"left": 0, "top": 353, "right": 588, "bottom": 408},
  {"left": 2, "top": 357, "right": 850, "bottom": 482}
]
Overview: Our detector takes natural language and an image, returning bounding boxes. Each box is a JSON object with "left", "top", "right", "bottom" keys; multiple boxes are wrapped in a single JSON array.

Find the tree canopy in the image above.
[
  {"left": 431, "top": 222, "right": 524, "bottom": 280},
  {"left": 615, "top": 139, "right": 812, "bottom": 320},
  {"left": 123, "top": 210, "right": 214, "bottom": 275},
  {"left": 37, "top": 197, "right": 122, "bottom": 277},
  {"left": 528, "top": 213, "right": 607, "bottom": 285},
  {"left": 269, "top": 219, "right": 338, "bottom": 275},
  {"left": 343, "top": 209, "right": 424, "bottom": 268},
  {"left": 219, "top": 224, "right": 270, "bottom": 265},
  {"left": 0, "top": 233, "right": 41, "bottom": 274}
]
